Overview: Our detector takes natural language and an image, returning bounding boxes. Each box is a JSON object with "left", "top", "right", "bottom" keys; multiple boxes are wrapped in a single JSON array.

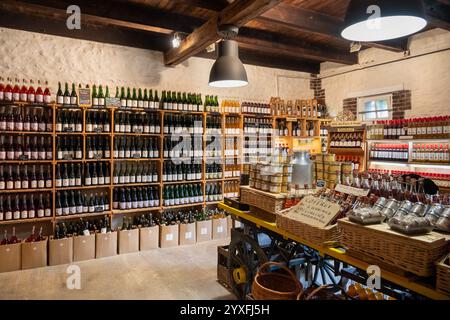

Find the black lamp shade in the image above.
[
  {"left": 342, "top": 0, "right": 427, "bottom": 41},
  {"left": 209, "top": 40, "right": 248, "bottom": 88}
]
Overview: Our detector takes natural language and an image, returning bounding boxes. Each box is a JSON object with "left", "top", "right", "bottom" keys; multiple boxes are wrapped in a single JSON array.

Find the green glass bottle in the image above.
[
  {"left": 154, "top": 90, "right": 160, "bottom": 109},
  {"left": 172, "top": 92, "right": 177, "bottom": 110},
  {"left": 182, "top": 92, "right": 187, "bottom": 110},
  {"left": 143, "top": 89, "right": 149, "bottom": 109},
  {"left": 177, "top": 92, "right": 182, "bottom": 111},
  {"left": 70, "top": 83, "right": 78, "bottom": 105},
  {"left": 162, "top": 90, "right": 167, "bottom": 109},
  {"left": 115, "top": 86, "right": 119, "bottom": 99},
  {"left": 120, "top": 87, "right": 126, "bottom": 107},
  {"left": 148, "top": 89, "right": 154, "bottom": 109},
  {"left": 126, "top": 87, "right": 132, "bottom": 108},
  {"left": 198, "top": 94, "right": 203, "bottom": 112},
  {"left": 92, "top": 85, "right": 98, "bottom": 106},
  {"left": 98, "top": 85, "right": 104, "bottom": 106},
  {"left": 138, "top": 88, "right": 143, "bottom": 108},
  {"left": 63, "top": 82, "right": 70, "bottom": 105},
  {"left": 57, "top": 82, "right": 64, "bottom": 104},
  {"left": 132, "top": 88, "right": 138, "bottom": 108}
]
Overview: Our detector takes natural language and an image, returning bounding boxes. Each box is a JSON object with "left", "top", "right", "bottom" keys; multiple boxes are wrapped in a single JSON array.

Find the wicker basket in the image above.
[
  {"left": 276, "top": 212, "right": 340, "bottom": 247},
  {"left": 252, "top": 262, "right": 303, "bottom": 300},
  {"left": 338, "top": 218, "right": 449, "bottom": 277},
  {"left": 436, "top": 254, "right": 450, "bottom": 296},
  {"left": 298, "top": 285, "right": 345, "bottom": 300},
  {"left": 240, "top": 186, "right": 286, "bottom": 214}
]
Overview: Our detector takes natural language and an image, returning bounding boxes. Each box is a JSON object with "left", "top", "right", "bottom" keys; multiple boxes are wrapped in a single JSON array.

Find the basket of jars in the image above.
[
  {"left": 338, "top": 217, "right": 448, "bottom": 277},
  {"left": 240, "top": 186, "right": 286, "bottom": 215},
  {"left": 436, "top": 254, "right": 450, "bottom": 296}
]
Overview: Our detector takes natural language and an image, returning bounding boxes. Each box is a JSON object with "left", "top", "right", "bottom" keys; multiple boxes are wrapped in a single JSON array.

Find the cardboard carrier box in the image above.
[
  {"left": 139, "top": 226, "right": 159, "bottom": 251},
  {"left": 179, "top": 223, "right": 196, "bottom": 246},
  {"left": 160, "top": 224, "right": 179, "bottom": 248},
  {"left": 95, "top": 231, "right": 118, "bottom": 258}
]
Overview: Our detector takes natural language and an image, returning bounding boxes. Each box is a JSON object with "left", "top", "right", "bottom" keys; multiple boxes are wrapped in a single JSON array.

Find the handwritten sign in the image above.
[
  {"left": 330, "top": 121, "right": 362, "bottom": 127},
  {"left": 286, "top": 117, "right": 297, "bottom": 122},
  {"left": 337, "top": 127, "right": 355, "bottom": 132},
  {"left": 78, "top": 88, "right": 91, "bottom": 107},
  {"left": 285, "top": 196, "right": 341, "bottom": 228},
  {"left": 335, "top": 184, "right": 370, "bottom": 197},
  {"left": 105, "top": 97, "right": 121, "bottom": 108}
]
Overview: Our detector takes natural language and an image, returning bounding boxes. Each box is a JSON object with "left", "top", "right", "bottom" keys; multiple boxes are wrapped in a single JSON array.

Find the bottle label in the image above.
[
  {"left": 38, "top": 180, "right": 45, "bottom": 188},
  {"left": 14, "top": 210, "right": 21, "bottom": 219},
  {"left": 77, "top": 206, "right": 83, "bottom": 214},
  {"left": 46, "top": 180, "right": 52, "bottom": 188},
  {"left": 37, "top": 209, "right": 45, "bottom": 217},
  {"left": 28, "top": 209, "right": 35, "bottom": 218}
]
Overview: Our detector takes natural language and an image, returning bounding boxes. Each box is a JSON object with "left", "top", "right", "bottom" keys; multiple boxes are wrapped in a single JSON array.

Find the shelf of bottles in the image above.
[{"left": 366, "top": 117, "right": 450, "bottom": 172}]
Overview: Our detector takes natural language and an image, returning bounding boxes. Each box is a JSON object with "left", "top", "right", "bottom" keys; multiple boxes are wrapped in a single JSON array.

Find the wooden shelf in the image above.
[
  {"left": 329, "top": 147, "right": 365, "bottom": 155},
  {"left": 0, "top": 188, "right": 52, "bottom": 193},
  {"left": 1, "top": 131, "right": 52, "bottom": 135},
  {"left": 113, "top": 207, "right": 161, "bottom": 215},
  {"left": 2, "top": 160, "right": 53, "bottom": 163},
  {"left": 205, "top": 201, "right": 223, "bottom": 205},
  {"left": 84, "top": 158, "right": 112, "bottom": 162},
  {"left": 55, "top": 159, "right": 84, "bottom": 162},
  {"left": 85, "top": 132, "right": 111, "bottom": 135},
  {"left": 0, "top": 102, "right": 53, "bottom": 107},
  {"left": 205, "top": 178, "right": 224, "bottom": 181},
  {"left": 162, "top": 203, "right": 203, "bottom": 210},
  {"left": 163, "top": 180, "right": 203, "bottom": 185},
  {"left": 56, "top": 185, "right": 110, "bottom": 191},
  {"left": 113, "top": 182, "right": 159, "bottom": 187},
  {"left": 55, "top": 131, "right": 83, "bottom": 135},
  {"left": 113, "top": 132, "right": 161, "bottom": 136},
  {"left": 0, "top": 217, "right": 53, "bottom": 225},
  {"left": 224, "top": 177, "right": 240, "bottom": 180},
  {"left": 114, "top": 158, "right": 160, "bottom": 161},
  {"left": 55, "top": 212, "right": 110, "bottom": 220}
]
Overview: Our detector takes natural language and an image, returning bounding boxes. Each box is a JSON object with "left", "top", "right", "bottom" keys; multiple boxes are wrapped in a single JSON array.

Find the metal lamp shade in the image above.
[
  {"left": 209, "top": 40, "right": 248, "bottom": 88},
  {"left": 341, "top": 0, "right": 427, "bottom": 42}
]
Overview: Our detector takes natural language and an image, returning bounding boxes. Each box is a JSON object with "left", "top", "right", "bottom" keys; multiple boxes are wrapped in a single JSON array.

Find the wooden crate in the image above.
[
  {"left": 217, "top": 245, "right": 231, "bottom": 288},
  {"left": 240, "top": 186, "right": 286, "bottom": 214},
  {"left": 276, "top": 212, "right": 340, "bottom": 247},
  {"left": 436, "top": 254, "right": 450, "bottom": 296},
  {"left": 338, "top": 218, "right": 449, "bottom": 277}
]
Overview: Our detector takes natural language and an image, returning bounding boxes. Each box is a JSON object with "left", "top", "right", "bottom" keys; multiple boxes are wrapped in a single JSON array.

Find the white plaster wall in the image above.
[
  {"left": 0, "top": 27, "right": 313, "bottom": 102},
  {"left": 320, "top": 29, "right": 450, "bottom": 117}
]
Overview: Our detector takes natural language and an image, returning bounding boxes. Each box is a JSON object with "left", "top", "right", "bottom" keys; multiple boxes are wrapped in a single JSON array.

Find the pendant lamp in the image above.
[
  {"left": 341, "top": 0, "right": 427, "bottom": 42},
  {"left": 209, "top": 25, "right": 248, "bottom": 88}
]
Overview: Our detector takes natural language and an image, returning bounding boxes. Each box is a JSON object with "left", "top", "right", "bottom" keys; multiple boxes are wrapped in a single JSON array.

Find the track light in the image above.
[{"left": 172, "top": 32, "right": 181, "bottom": 48}]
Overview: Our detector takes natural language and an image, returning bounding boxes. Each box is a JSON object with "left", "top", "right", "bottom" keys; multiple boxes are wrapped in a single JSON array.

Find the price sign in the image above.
[
  {"left": 285, "top": 196, "right": 341, "bottom": 228},
  {"left": 95, "top": 206, "right": 103, "bottom": 212},
  {"left": 105, "top": 97, "right": 121, "bottom": 108},
  {"left": 63, "top": 127, "right": 74, "bottom": 132},
  {"left": 94, "top": 127, "right": 103, "bottom": 133},
  {"left": 19, "top": 154, "right": 29, "bottom": 160},
  {"left": 78, "top": 87, "right": 91, "bottom": 107},
  {"left": 286, "top": 117, "right": 297, "bottom": 122},
  {"left": 63, "top": 154, "right": 73, "bottom": 160},
  {"left": 132, "top": 154, "right": 141, "bottom": 159},
  {"left": 335, "top": 184, "right": 370, "bottom": 197}
]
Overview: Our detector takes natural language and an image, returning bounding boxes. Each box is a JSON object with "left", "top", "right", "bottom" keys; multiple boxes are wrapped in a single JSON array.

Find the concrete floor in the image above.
[{"left": 0, "top": 239, "right": 235, "bottom": 300}]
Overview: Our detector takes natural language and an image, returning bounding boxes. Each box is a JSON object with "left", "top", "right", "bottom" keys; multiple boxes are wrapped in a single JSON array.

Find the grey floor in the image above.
[{"left": 0, "top": 239, "right": 235, "bottom": 300}]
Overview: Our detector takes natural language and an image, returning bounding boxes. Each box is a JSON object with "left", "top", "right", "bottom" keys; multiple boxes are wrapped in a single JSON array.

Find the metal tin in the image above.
[
  {"left": 395, "top": 200, "right": 413, "bottom": 217},
  {"left": 270, "top": 174, "right": 282, "bottom": 183},
  {"left": 373, "top": 197, "right": 387, "bottom": 211},
  {"left": 426, "top": 203, "right": 445, "bottom": 225},
  {"left": 381, "top": 199, "right": 401, "bottom": 219},
  {"left": 410, "top": 202, "right": 427, "bottom": 217}
]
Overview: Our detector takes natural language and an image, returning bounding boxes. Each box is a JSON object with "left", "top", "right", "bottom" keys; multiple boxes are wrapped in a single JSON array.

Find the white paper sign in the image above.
[
  {"left": 201, "top": 228, "right": 208, "bottom": 235},
  {"left": 335, "top": 184, "right": 370, "bottom": 197},
  {"left": 217, "top": 226, "right": 224, "bottom": 233},
  {"left": 166, "top": 233, "right": 173, "bottom": 241},
  {"left": 185, "top": 232, "right": 192, "bottom": 239}
]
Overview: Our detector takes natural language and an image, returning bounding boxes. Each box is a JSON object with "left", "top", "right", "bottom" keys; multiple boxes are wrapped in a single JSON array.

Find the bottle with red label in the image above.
[
  {"left": 12, "top": 78, "right": 20, "bottom": 102},
  {"left": 0, "top": 77, "right": 4, "bottom": 101},
  {"left": 20, "top": 79, "right": 28, "bottom": 102},
  {"left": 4, "top": 78, "right": 13, "bottom": 101},
  {"left": 35, "top": 80, "right": 44, "bottom": 103},
  {"left": 27, "top": 79, "right": 35, "bottom": 103},
  {"left": 44, "top": 81, "right": 52, "bottom": 104}
]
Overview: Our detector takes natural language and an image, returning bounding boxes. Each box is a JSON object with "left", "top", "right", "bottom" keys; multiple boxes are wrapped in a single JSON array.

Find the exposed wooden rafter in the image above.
[{"left": 163, "top": 0, "right": 282, "bottom": 66}]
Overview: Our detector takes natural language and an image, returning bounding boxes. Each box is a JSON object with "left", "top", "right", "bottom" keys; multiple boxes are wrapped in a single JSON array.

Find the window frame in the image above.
[{"left": 357, "top": 94, "right": 393, "bottom": 122}]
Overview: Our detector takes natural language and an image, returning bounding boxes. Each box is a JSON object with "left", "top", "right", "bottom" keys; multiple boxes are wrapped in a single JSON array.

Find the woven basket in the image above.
[
  {"left": 252, "top": 262, "right": 303, "bottom": 300},
  {"left": 338, "top": 218, "right": 448, "bottom": 277},
  {"left": 240, "top": 186, "right": 285, "bottom": 214},
  {"left": 276, "top": 212, "right": 340, "bottom": 247},
  {"left": 436, "top": 254, "right": 450, "bottom": 296},
  {"left": 298, "top": 285, "right": 345, "bottom": 300}
]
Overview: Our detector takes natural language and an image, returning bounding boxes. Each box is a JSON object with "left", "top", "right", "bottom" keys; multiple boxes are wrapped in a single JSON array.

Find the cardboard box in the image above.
[
  {"left": 0, "top": 242, "right": 21, "bottom": 273},
  {"left": 139, "top": 226, "right": 159, "bottom": 251},
  {"left": 179, "top": 223, "right": 196, "bottom": 246},
  {"left": 21, "top": 238, "right": 48, "bottom": 270},
  {"left": 213, "top": 218, "right": 228, "bottom": 239},
  {"left": 160, "top": 225, "right": 179, "bottom": 248},
  {"left": 227, "top": 215, "right": 232, "bottom": 234},
  {"left": 49, "top": 236, "right": 73, "bottom": 266},
  {"left": 95, "top": 231, "right": 118, "bottom": 258},
  {"left": 196, "top": 220, "right": 212, "bottom": 242},
  {"left": 118, "top": 229, "right": 139, "bottom": 254},
  {"left": 73, "top": 234, "right": 96, "bottom": 262}
]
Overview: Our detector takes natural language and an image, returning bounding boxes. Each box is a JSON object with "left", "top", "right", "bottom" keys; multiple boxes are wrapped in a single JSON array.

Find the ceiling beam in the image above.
[
  {"left": 164, "top": 0, "right": 281, "bottom": 66},
  {"left": 258, "top": 2, "right": 408, "bottom": 52},
  {"left": 170, "top": 0, "right": 230, "bottom": 12},
  {"left": 423, "top": 0, "right": 450, "bottom": 30}
]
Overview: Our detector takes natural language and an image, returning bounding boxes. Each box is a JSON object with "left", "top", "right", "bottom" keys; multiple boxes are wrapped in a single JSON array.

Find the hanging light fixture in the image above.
[
  {"left": 209, "top": 25, "right": 248, "bottom": 88},
  {"left": 341, "top": 0, "right": 427, "bottom": 42}
]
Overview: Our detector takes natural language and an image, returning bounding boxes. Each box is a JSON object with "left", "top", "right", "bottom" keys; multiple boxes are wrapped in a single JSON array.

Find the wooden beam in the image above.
[
  {"left": 258, "top": 2, "right": 408, "bottom": 52},
  {"left": 236, "top": 35, "right": 358, "bottom": 64},
  {"left": 423, "top": 0, "right": 450, "bottom": 30},
  {"left": 170, "top": 0, "right": 229, "bottom": 12},
  {"left": 164, "top": 0, "right": 281, "bottom": 66}
]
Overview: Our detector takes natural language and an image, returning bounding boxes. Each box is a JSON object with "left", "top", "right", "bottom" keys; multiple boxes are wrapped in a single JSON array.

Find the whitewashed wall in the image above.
[
  {"left": 320, "top": 29, "right": 450, "bottom": 117},
  {"left": 0, "top": 27, "right": 313, "bottom": 102}
]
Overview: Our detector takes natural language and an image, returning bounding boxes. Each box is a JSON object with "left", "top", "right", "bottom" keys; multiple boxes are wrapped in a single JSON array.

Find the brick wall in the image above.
[
  {"left": 310, "top": 74, "right": 325, "bottom": 100},
  {"left": 392, "top": 90, "right": 412, "bottom": 119},
  {"left": 342, "top": 90, "right": 411, "bottom": 120}
]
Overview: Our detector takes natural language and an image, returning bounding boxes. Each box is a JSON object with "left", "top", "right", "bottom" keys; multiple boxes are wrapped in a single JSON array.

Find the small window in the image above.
[{"left": 358, "top": 94, "right": 392, "bottom": 121}]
